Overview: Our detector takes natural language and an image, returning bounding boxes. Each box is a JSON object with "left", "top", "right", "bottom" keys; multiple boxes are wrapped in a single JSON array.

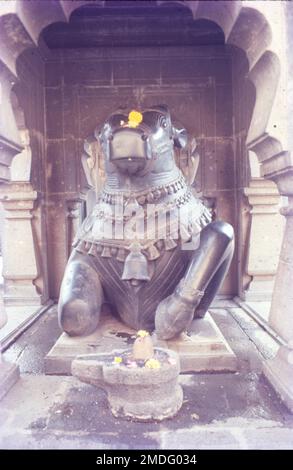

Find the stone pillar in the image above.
[
  {"left": 0, "top": 182, "right": 41, "bottom": 306},
  {"left": 263, "top": 174, "right": 293, "bottom": 411},
  {"left": 263, "top": 1, "right": 293, "bottom": 411},
  {"left": 0, "top": 65, "right": 21, "bottom": 399},
  {"left": 243, "top": 178, "right": 284, "bottom": 301}
]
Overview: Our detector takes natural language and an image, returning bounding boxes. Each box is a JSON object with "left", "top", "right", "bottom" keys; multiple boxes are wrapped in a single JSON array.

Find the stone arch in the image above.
[{"left": 227, "top": 6, "right": 273, "bottom": 69}]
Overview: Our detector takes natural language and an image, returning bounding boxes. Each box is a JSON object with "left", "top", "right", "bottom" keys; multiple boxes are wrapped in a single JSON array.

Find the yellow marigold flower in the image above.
[
  {"left": 128, "top": 110, "right": 143, "bottom": 128},
  {"left": 113, "top": 356, "right": 122, "bottom": 364},
  {"left": 145, "top": 358, "right": 161, "bottom": 369},
  {"left": 137, "top": 330, "right": 149, "bottom": 338}
]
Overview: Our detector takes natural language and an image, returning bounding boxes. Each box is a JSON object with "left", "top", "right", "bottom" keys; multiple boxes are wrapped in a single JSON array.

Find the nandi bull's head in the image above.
[{"left": 97, "top": 105, "right": 188, "bottom": 176}]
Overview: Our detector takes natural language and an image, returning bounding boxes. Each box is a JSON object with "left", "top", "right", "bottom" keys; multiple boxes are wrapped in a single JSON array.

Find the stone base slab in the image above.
[
  {"left": 0, "top": 361, "right": 19, "bottom": 401},
  {"left": 45, "top": 311, "right": 237, "bottom": 375}
]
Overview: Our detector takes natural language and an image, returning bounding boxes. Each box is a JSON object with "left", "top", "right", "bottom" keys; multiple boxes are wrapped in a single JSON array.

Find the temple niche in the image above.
[
  {"left": 7, "top": 8, "right": 259, "bottom": 300},
  {"left": 0, "top": 2, "right": 284, "bottom": 305},
  {"left": 1, "top": 0, "right": 293, "bottom": 419}
]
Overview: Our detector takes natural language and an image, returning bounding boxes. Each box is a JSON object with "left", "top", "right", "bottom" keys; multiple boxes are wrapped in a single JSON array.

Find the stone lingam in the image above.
[{"left": 71, "top": 330, "right": 183, "bottom": 421}]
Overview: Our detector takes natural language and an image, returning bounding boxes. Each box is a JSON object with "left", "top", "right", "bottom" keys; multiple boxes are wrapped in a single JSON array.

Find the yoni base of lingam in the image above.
[{"left": 72, "top": 330, "right": 183, "bottom": 421}]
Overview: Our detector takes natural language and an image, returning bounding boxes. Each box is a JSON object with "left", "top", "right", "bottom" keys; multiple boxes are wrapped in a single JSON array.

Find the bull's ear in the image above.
[
  {"left": 149, "top": 104, "right": 170, "bottom": 119},
  {"left": 95, "top": 122, "right": 110, "bottom": 143},
  {"left": 173, "top": 126, "right": 188, "bottom": 149},
  {"left": 151, "top": 104, "right": 169, "bottom": 112}
]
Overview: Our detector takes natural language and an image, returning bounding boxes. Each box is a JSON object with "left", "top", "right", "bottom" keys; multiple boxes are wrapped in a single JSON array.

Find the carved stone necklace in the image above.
[{"left": 99, "top": 174, "right": 186, "bottom": 206}]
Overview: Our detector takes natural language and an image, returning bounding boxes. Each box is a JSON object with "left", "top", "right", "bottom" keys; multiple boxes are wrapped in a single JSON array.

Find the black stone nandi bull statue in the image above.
[{"left": 58, "top": 105, "right": 234, "bottom": 340}]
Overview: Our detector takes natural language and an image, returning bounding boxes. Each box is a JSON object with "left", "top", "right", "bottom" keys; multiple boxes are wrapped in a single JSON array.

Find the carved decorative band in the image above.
[{"left": 100, "top": 174, "right": 186, "bottom": 206}]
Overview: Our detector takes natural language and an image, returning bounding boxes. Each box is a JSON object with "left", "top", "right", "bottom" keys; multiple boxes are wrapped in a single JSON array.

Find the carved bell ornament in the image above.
[{"left": 121, "top": 241, "right": 150, "bottom": 281}]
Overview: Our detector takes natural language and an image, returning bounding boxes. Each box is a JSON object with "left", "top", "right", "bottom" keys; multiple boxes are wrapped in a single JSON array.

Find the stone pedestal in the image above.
[
  {"left": 0, "top": 182, "right": 41, "bottom": 306},
  {"left": 244, "top": 178, "right": 284, "bottom": 301},
  {"left": 45, "top": 310, "right": 237, "bottom": 375}
]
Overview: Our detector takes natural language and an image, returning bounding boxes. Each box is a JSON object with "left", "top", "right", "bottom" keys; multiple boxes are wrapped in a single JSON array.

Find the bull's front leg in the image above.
[
  {"left": 155, "top": 221, "right": 234, "bottom": 340},
  {"left": 58, "top": 252, "right": 104, "bottom": 336}
]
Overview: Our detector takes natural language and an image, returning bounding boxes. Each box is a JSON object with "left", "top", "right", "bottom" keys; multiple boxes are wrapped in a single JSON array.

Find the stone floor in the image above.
[{"left": 1, "top": 304, "right": 293, "bottom": 449}]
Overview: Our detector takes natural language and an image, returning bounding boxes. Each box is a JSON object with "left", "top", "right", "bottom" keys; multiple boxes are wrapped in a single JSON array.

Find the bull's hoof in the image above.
[
  {"left": 154, "top": 293, "right": 195, "bottom": 340},
  {"left": 58, "top": 299, "right": 100, "bottom": 337}
]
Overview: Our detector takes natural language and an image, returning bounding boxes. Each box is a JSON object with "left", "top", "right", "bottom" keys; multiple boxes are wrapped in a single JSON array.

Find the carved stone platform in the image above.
[{"left": 45, "top": 311, "right": 237, "bottom": 375}]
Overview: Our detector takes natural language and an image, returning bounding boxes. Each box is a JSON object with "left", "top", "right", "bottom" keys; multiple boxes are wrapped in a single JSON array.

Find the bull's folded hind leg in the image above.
[
  {"left": 155, "top": 221, "right": 234, "bottom": 340},
  {"left": 58, "top": 253, "right": 103, "bottom": 336}
]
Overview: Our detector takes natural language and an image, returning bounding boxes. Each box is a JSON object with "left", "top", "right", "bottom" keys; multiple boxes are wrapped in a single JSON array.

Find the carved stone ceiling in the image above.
[{"left": 42, "top": 2, "right": 224, "bottom": 49}]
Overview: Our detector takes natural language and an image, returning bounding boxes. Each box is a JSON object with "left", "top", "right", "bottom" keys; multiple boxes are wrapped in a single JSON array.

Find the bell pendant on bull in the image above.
[{"left": 122, "top": 241, "right": 150, "bottom": 281}]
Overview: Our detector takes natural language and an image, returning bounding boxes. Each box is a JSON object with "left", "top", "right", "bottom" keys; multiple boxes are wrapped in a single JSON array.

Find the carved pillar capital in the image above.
[
  {"left": 244, "top": 178, "right": 281, "bottom": 213},
  {"left": 0, "top": 181, "right": 37, "bottom": 210}
]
